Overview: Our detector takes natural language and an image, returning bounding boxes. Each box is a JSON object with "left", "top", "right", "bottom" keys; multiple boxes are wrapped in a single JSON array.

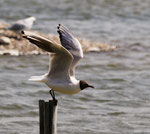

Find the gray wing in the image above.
[
  {"left": 8, "top": 24, "right": 26, "bottom": 31},
  {"left": 8, "top": 17, "right": 36, "bottom": 31},
  {"left": 57, "top": 24, "right": 83, "bottom": 77},
  {"left": 22, "top": 31, "right": 73, "bottom": 81}
]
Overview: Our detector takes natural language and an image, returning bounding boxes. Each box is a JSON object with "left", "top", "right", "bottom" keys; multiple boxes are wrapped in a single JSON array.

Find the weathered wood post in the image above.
[{"left": 39, "top": 100, "right": 58, "bottom": 134}]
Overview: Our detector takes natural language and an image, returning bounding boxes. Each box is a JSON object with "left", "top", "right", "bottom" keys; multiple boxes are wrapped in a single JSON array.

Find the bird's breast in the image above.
[{"left": 46, "top": 81, "right": 80, "bottom": 95}]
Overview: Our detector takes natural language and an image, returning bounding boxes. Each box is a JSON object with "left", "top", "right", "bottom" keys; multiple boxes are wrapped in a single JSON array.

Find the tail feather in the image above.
[{"left": 28, "top": 75, "right": 45, "bottom": 82}]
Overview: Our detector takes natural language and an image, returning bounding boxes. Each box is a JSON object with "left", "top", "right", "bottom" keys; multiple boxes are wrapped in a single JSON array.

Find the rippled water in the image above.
[{"left": 1, "top": 0, "right": 150, "bottom": 134}]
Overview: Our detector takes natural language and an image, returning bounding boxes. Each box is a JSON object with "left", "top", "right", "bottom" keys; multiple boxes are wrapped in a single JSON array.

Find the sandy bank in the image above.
[{"left": 0, "top": 21, "right": 116, "bottom": 56}]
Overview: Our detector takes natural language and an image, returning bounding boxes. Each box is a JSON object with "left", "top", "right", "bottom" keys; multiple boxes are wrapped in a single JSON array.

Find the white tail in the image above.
[{"left": 28, "top": 75, "right": 45, "bottom": 82}]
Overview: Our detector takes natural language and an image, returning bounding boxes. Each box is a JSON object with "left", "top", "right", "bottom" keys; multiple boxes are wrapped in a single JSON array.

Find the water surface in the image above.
[{"left": 0, "top": 0, "right": 150, "bottom": 134}]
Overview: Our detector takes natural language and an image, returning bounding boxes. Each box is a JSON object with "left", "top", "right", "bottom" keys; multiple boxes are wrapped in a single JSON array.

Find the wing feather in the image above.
[
  {"left": 22, "top": 31, "right": 73, "bottom": 81},
  {"left": 57, "top": 24, "right": 83, "bottom": 76}
]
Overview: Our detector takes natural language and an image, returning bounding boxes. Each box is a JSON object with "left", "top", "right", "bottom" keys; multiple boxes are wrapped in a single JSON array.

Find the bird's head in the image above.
[
  {"left": 79, "top": 80, "right": 94, "bottom": 90},
  {"left": 28, "top": 16, "right": 36, "bottom": 22}
]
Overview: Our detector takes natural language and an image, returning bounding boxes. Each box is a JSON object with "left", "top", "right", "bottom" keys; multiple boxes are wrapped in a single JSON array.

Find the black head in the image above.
[{"left": 80, "top": 80, "right": 94, "bottom": 90}]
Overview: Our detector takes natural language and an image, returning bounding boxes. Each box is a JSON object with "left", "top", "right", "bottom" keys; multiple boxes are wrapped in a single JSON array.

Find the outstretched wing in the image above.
[
  {"left": 22, "top": 31, "right": 73, "bottom": 81},
  {"left": 57, "top": 24, "right": 83, "bottom": 77}
]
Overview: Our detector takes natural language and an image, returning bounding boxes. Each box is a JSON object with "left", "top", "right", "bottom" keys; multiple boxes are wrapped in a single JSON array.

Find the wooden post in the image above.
[{"left": 39, "top": 100, "right": 58, "bottom": 134}]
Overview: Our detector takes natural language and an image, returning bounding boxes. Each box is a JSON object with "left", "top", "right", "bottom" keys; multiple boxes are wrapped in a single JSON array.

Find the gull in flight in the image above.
[
  {"left": 1, "top": 16, "right": 36, "bottom": 32},
  {"left": 22, "top": 24, "right": 94, "bottom": 100}
]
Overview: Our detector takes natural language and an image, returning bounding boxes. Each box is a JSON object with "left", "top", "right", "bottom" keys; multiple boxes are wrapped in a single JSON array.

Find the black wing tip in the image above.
[
  {"left": 57, "top": 24, "right": 68, "bottom": 31},
  {"left": 57, "top": 23, "right": 68, "bottom": 34},
  {"left": 57, "top": 24, "right": 62, "bottom": 36},
  {"left": 57, "top": 31, "right": 63, "bottom": 42},
  {"left": 21, "top": 30, "right": 28, "bottom": 39},
  {"left": 57, "top": 30, "right": 61, "bottom": 34},
  {"left": 21, "top": 30, "right": 24, "bottom": 34},
  {"left": 57, "top": 24, "right": 61, "bottom": 29}
]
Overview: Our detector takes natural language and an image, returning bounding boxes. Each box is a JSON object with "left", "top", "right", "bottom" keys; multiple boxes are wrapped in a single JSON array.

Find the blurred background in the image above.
[
  {"left": 0, "top": 0, "right": 150, "bottom": 45},
  {"left": 0, "top": 0, "right": 150, "bottom": 134}
]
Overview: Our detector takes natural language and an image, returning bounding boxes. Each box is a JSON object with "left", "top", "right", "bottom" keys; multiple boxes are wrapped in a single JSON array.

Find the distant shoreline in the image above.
[{"left": 0, "top": 21, "right": 116, "bottom": 56}]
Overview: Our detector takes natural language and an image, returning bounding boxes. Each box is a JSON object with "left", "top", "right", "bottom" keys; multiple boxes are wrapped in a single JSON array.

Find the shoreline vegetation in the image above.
[{"left": 0, "top": 21, "right": 116, "bottom": 56}]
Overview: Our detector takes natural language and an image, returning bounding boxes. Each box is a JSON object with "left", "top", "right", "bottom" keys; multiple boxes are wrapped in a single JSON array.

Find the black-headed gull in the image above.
[
  {"left": 3, "top": 17, "right": 36, "bottom": 32},
  {"left": 22, "top": 24, "right": 94, "bottom": 100}
]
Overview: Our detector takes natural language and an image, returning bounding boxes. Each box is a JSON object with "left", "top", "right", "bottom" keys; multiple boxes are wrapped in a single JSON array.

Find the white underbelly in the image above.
[
  {"left": 47, "top": 83, "right": 80, "bottom": 95},
  {"left": 44, "top": 76, "right": 80, "bottom": 94}
]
